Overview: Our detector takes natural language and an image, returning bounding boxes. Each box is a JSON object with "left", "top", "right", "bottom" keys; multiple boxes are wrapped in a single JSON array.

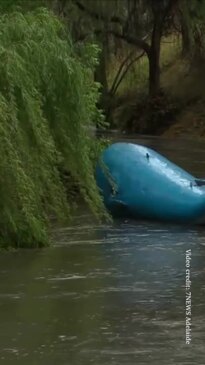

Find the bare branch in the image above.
[
  {"left": 109, "top": 52, "right": 134, "bottom": 96},
  {"left": 110, "top": 50, "right": 145, "bottom": 96},
  {"left": 73, "top": 1, "right": 151, "bottom": 53},
  {"left": 73, "top": 0, "right": 123, "bottom": 24},
  {"left": 109, "top": 31, "right": 150, "bottom": 54}
]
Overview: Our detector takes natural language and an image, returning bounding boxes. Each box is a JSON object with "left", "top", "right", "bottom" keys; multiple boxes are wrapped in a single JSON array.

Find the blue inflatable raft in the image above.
[{"left": 96, "top": 142, "right": 205, "bottom": 224}]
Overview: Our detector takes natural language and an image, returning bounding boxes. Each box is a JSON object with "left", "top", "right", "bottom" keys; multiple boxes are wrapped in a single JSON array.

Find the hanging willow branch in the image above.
[{"left": 0, "top": 8, "right": 107, "bottom": 248}]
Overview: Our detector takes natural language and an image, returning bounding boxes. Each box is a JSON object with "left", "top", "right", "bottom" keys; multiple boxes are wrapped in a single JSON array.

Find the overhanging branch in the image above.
[
  {"left": 73, "top": 0, "right": 123, "bottom": 24},
  {"left": 109, "top": 31, "right": 150, "bottom": 54},
  {"left": 73, "top": 0, "right": 150, "bottom": 54}
]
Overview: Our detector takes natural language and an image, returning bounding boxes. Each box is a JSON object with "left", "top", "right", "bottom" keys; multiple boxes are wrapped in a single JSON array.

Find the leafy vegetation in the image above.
[{"left": 0, "top": 8, "right": 106, "bottom": 248}]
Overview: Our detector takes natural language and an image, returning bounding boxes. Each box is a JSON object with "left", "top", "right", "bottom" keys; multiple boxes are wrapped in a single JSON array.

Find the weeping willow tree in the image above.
[{"left": 0, "top": 8, "right": 106, "bottom": 248}]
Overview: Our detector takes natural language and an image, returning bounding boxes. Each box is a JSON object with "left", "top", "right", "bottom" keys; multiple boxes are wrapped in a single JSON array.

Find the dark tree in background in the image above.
[
  {"left": 65, "top": 0, "right": 178, "bottom": 97},
  {"left": 50, "top": 0, "right": 205, "bottom": 119}
]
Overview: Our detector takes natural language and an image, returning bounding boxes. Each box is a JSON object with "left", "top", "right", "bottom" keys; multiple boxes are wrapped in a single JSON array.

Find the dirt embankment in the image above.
[{"left": 161, "top": 59, "right": 205, "bottom": 139}]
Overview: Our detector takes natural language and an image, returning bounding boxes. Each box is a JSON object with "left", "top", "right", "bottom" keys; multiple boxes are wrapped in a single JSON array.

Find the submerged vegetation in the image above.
[{"left": 0, "top": 8, "right": 106, "bottom": 248}]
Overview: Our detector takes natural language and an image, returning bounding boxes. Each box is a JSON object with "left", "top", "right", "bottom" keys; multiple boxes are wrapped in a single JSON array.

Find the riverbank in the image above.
[
  {"left": 162, "top": 58, "right": 205, "bottom": 139},
  {"left": 110, "top": 37, "right": 205, "bottom": 139}
]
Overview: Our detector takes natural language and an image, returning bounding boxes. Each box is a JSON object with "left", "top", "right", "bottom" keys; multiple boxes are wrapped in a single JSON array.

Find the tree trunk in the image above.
[
  {"left": 181, "top": 18, "right": 192, "bottom": 56},
  {"left": 148, "top": 45, "right": 161, "bottom": 97},
  {"left": 148, "top": 14, "right": 162, "bottom": 97},
  {"left": 180, "top": 0, "right": 193, "bottom": 56}
]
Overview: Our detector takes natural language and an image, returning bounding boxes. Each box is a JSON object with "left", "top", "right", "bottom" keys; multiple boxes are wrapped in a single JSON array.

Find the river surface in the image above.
[{"left": 0, "top": 136, "right": 205, "bottom": 365}]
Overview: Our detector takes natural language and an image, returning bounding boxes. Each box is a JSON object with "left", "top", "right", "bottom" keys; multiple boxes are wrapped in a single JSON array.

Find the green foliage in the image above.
[
  {"left": 0, "top": 8, "right": 106, "bottom": 248},
  {"left": 0, "top": 0, "right": 47, "bottom": 13}
]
